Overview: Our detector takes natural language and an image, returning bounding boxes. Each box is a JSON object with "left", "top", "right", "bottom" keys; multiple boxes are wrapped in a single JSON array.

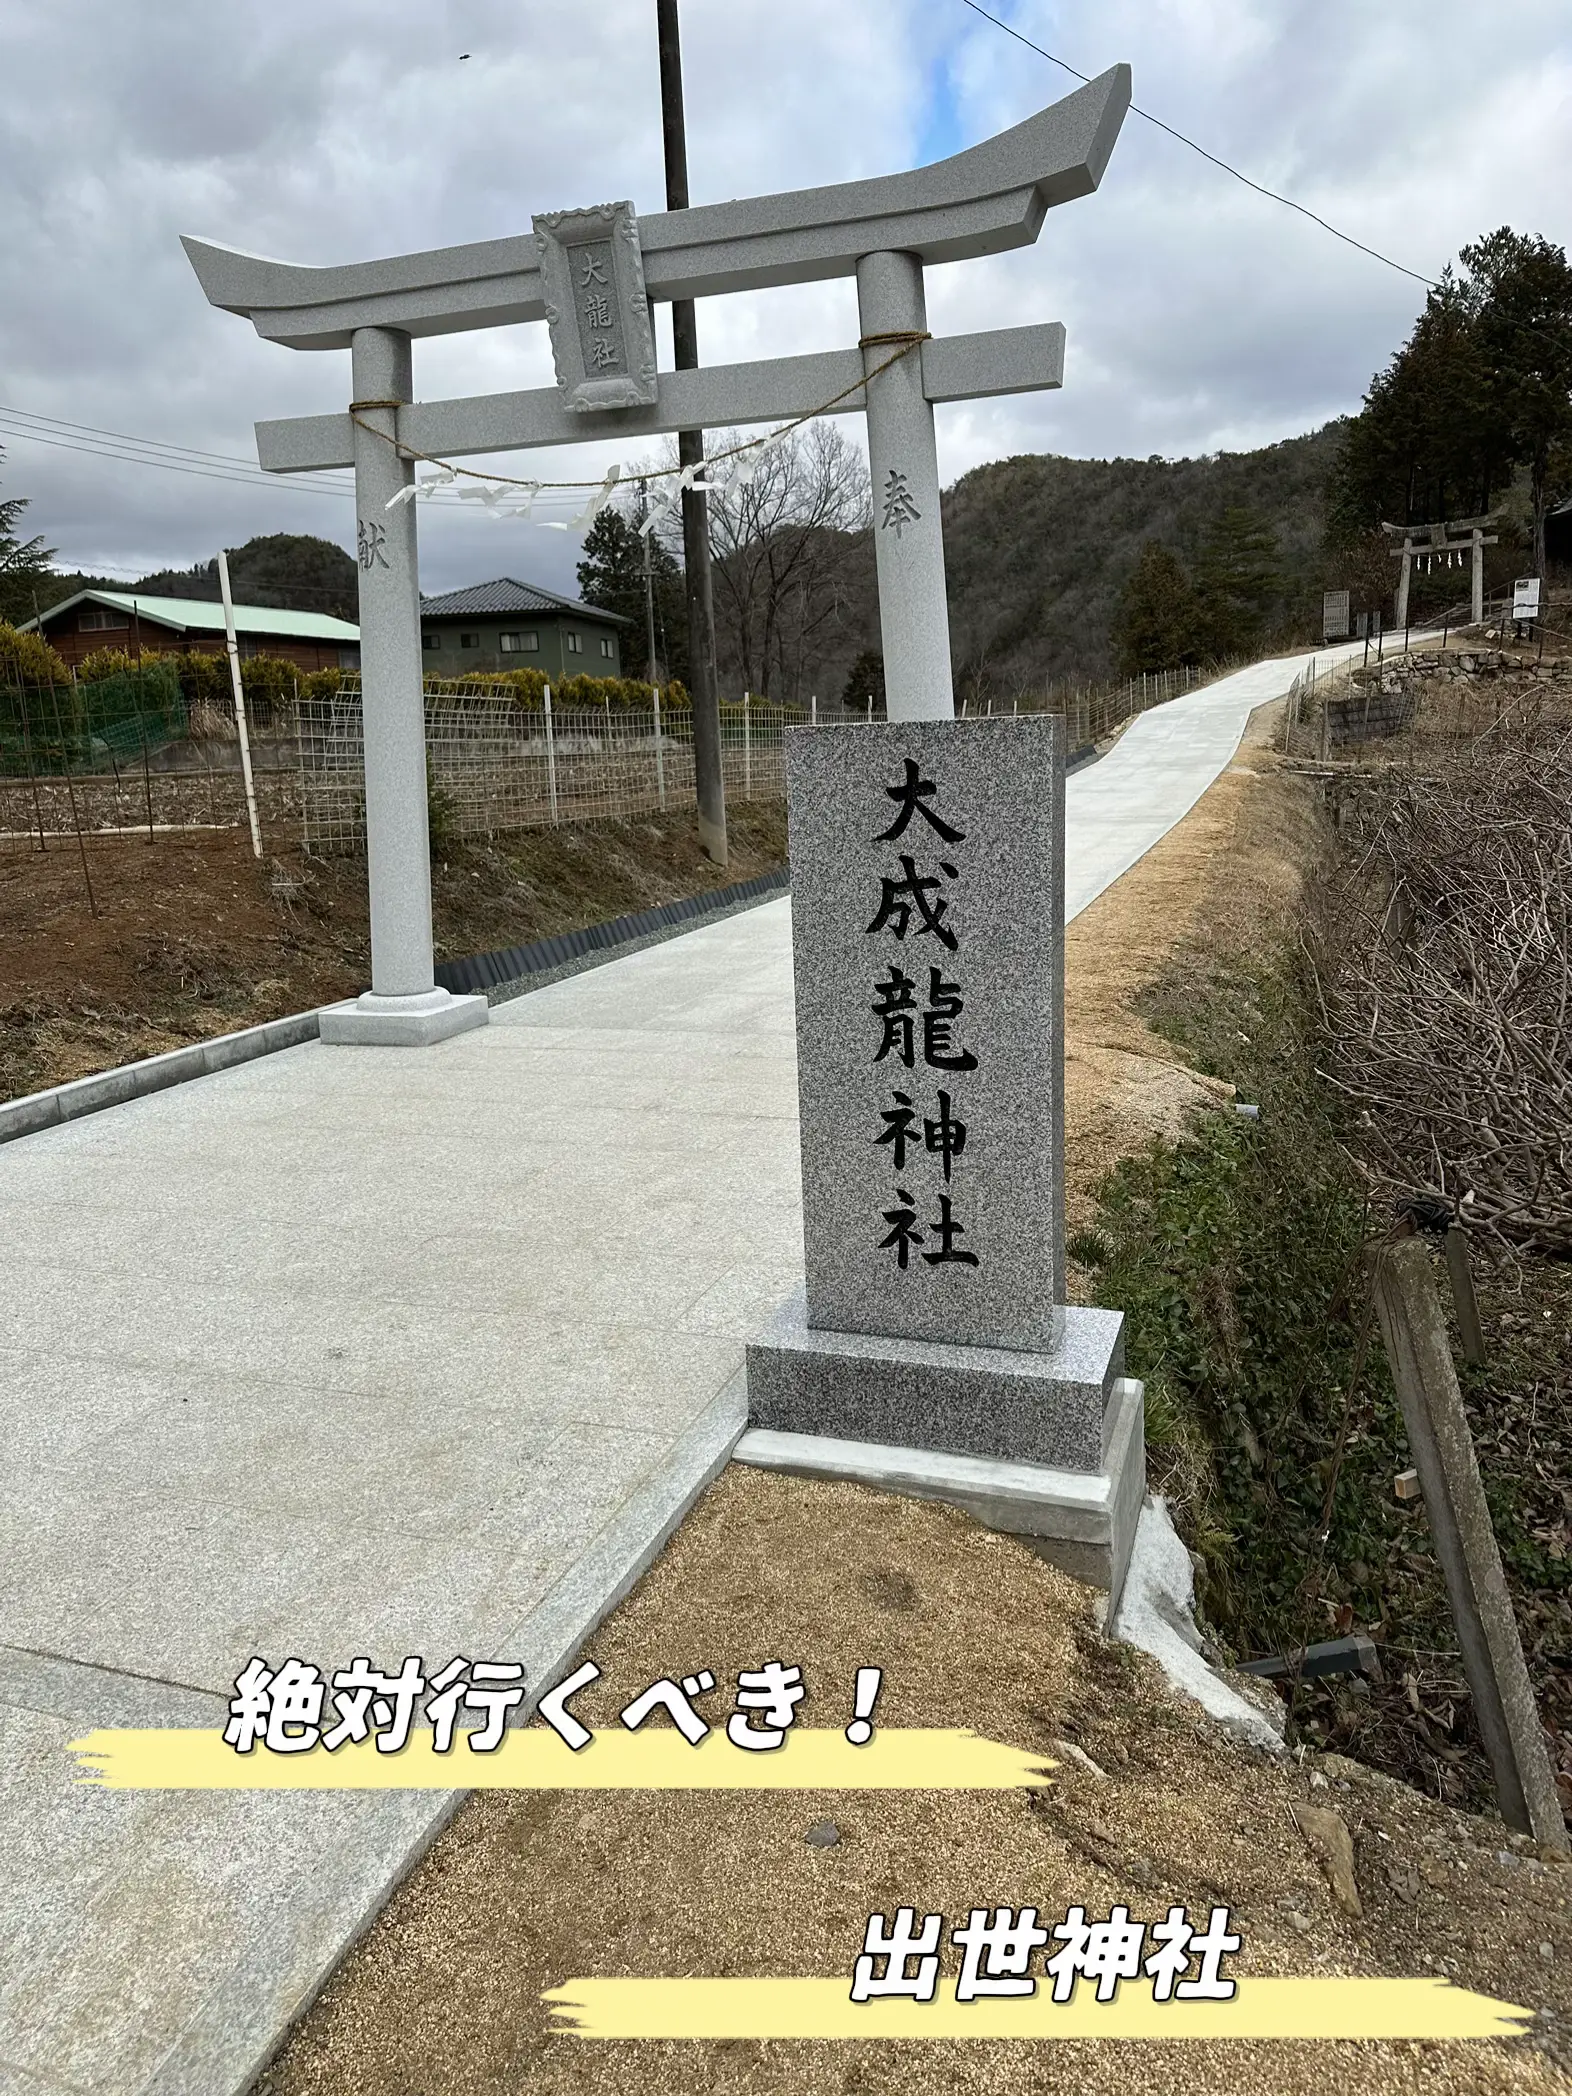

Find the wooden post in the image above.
[
  {"left": 1444, "top": 1225, "right": 1486, "bottom": 1368},
  {"left": 1368, "top": 1237, "right": 1567, "bottom": 1848}
]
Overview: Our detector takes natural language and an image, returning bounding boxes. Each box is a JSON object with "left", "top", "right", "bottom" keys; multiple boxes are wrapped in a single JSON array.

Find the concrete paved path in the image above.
[
  {"left": 1, "top": 910, "right": 799, "bottom": 2096},
  {"left": 1, "top": 640, "right": 1354, "bottom": 2094},
  {"left": 1066, "top": 638, "right": 1376, "bottom": 918}
]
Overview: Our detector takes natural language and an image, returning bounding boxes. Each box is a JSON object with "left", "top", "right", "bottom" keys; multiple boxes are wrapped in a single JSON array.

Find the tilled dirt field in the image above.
[
  {"left": 256, "top": 712, "right": 1571, "bottom": 2096},
  {"left": 0, "top": 801, "right": 788, "bottom": 1103}
]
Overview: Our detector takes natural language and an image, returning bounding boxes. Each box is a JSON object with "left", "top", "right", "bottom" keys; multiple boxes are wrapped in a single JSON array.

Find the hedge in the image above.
[{"left": 0, "top": 623, "right": 69, "bottom": 687}]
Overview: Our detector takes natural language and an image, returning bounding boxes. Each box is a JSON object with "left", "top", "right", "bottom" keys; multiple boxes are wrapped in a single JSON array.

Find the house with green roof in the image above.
[{"left": 22, "top": 590, "right": 360, "bottom": 674}]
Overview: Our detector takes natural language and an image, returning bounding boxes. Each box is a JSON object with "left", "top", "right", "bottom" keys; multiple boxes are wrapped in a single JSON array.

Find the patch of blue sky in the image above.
[{"left": 915, "top": 48, "right": 970, "bottom": 166}]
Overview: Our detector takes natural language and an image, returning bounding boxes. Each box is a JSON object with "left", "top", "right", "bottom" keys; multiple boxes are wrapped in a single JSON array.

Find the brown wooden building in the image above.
[{"left": 22, "top": 590, "right": 360, "bottom": 674}]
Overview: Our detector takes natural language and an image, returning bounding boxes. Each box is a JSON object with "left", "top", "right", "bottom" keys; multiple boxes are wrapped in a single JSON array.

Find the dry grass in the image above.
[{"left": 260, "top": 1466, "right": 1571, "bottom": 2096}]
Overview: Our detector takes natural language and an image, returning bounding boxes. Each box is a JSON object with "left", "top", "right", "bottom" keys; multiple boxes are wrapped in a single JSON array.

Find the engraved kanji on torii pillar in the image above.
[{"left": 182, "top": 66, "right": 1130, "bottom": 1044}]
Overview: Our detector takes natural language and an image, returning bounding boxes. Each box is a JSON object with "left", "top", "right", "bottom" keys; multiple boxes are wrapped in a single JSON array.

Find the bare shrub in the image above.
[
  {"left": 1316, "top": 705, "right": 1572, "bottom": 1251},
  {"left": 187, "top": 700, "right": 238, "bottom": 743}
]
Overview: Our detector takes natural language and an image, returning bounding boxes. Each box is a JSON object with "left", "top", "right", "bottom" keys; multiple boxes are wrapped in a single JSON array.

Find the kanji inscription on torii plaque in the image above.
[{"left": 534, "top": 200, "right": 659, "bottom": 412}]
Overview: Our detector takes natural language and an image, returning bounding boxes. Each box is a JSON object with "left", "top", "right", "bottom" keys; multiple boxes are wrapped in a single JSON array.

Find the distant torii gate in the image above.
[
  {"left": 185, "top": 67, "right": 1130, "bottom": 1044},
  {"left": 1383, "top": 513, "right": 1500, "bottom": 631}
]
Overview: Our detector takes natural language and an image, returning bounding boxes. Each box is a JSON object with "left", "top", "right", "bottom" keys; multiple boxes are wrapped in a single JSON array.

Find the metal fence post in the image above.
[
  {"left": 743, "top": 689, "right": 752, "bottom": 799},
  {"left": 544, "top": 680, "right": 559, "bottom": 825},
  {"left": 811, "top": 693, "right": 817, "bottom": 726},
  {"left": 652, "top": 683, "right": 667, "bottom": 811}
]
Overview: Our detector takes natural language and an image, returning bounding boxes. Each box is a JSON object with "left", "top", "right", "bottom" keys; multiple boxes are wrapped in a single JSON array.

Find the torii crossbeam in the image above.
[{"left": 185, "top": 66, "right": 1130, "bottom": 1044}]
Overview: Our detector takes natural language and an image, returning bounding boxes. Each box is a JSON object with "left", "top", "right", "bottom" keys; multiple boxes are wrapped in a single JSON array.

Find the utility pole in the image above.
[{"left": 656, "top": 0, "right": 727, "bottom": 866}]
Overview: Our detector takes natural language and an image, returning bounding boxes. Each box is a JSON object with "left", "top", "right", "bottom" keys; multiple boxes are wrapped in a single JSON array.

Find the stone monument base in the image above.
[
  {"left": 318, "top": 988, "right": 490, "bottom": 1047},
  {"left": 746, "top": 1289, "right": 1123, "bottom": 1471},
  {"left": 735, "top": 1375, "right": 1145, "bottom": 1608},
  {"left": 743, "top": 1291, "right": 1142, "bottom": 1605}
]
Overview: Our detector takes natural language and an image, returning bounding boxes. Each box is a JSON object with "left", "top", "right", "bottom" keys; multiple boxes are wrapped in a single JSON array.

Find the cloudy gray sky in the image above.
[{"left": 2, "top": 0, "right": 1569, "bottom": 602}]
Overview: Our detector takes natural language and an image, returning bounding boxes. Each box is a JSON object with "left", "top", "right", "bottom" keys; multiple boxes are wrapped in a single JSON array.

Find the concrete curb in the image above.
[
  {"left": 1110, "top": 1497, "right": 1287, "bottom": 1753},
  {"left": 0, "top": 1012, "right": 321, "bottom": 1148},
  {"left": 433, "top": 865, "right": 790, "bottom": 997}
]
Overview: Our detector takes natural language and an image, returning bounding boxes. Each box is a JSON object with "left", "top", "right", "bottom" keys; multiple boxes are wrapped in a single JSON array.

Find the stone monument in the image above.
[
  {"left": 185, "top": 66, "right": 1144, "bottom": 1596},
  {"left": 743, "top": 717, "right": 1142, "bottom": 1603}
]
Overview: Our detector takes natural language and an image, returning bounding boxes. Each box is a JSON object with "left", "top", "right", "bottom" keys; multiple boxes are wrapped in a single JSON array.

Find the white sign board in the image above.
[
  {"left": 1512, "top": 576, "right": 1541, "bottom": 620},
  {"left": 1322, "top": 589, "right": 1351, "bottom": 641}
]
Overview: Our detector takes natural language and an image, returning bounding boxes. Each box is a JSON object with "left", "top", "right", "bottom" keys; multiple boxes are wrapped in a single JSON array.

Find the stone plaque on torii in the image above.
[{"left": 187, "top": 67, "right": 1146, "bottom": 1600}]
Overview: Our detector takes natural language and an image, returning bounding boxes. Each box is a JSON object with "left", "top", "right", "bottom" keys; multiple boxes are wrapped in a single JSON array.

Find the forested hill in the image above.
[{"left": 939, "top": 420, "right": 1347, "bottom": 695}]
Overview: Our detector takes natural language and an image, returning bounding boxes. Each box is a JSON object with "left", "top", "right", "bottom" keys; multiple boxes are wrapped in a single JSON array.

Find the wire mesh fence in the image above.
[
  {"left": 0, "top": 674, "right": 297, "bottom": 849},
  {"left": 2, "top": 657, "right": 1220, "bottom": 859},
  {"left": 297, "top": 678, "right": 804, "bottom": 855},
  {"left": 831, "top": 664, "right": 1204, "bottom": 745}
]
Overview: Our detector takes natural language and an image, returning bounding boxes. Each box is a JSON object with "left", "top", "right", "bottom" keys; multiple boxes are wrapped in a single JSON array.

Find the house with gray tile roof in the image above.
[{"left": 419, "top": 577, "right": 628, "bottom": 679}]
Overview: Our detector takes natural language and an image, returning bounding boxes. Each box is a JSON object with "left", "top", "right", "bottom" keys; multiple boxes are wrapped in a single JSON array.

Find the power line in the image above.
[
  {"left": 0, "top": 413, "right": 352, "bottom": 499},
  {"left": 0, "top": 403, "right": 591, "bottom": 514},
  {"left": 956, "top": 0, "right": 1438, "bottom": 289},
  {"left": 0, "top": 406, "right": 344, "bottom": 477}
]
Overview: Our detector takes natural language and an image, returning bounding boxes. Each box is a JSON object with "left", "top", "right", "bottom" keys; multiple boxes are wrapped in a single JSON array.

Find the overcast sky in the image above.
[{"left": 2, "top": 0, "right": 1569, "bottom": 602}]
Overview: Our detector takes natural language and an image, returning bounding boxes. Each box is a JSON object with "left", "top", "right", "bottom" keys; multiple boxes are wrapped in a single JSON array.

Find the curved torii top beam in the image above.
[{"left": 182, "top": 67, "right": 1130, "bottom": 350}]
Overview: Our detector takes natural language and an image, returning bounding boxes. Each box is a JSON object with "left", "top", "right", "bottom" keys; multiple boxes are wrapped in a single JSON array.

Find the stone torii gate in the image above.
[
  {"left": 185, "top": 66, "right": 1130, "bottom": 1045},
  {"left": 1383, "top": 513, "right": 1500, "bottom": 631}
]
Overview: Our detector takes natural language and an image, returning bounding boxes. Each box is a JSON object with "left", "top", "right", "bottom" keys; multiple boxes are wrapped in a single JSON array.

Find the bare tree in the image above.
[{"left": 699, "top": 422, "right": 871, "bottom": 698}]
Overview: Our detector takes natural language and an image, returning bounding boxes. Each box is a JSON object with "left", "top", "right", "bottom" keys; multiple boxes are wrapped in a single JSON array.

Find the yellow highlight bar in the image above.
[
  {"left": 67, "top": 1726, "right": 1052, "bottom": 1792},
  {"left": 543, "top": 1974, "right": 1532, "bottom": 2042}
]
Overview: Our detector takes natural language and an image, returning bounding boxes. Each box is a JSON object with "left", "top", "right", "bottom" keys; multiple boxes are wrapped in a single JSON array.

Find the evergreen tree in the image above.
[
  {"left": 1459, "top": 228, "right": 1572, "bottom": 570},
  {"left": 841, "top": 649, "right": 885, "bottom": 716},
  {"left": 1329, "top": 272, "right": 1507, "bottom": 542},
  {"left": 0, "top": 450, "right": 55, "bottom": 626},
  {"left": 576, "top": 506, "right": 687, "bottom": 682},
  {"left": 1114, "top": 540, "right": 1200, "bottom": 674},
  {"left": 1192, "top": 507, "right": 1280, "bottom": 659},
  {"left": 1328, "top": 227, "right": 1572, "bottom": 570}
]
